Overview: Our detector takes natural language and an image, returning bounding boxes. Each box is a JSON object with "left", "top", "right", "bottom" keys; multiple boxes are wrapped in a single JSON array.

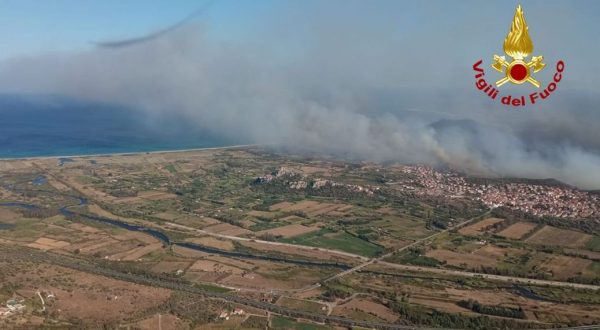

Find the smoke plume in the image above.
[{"left": 1, "top": 1, "right": 600, "bottom": 189}]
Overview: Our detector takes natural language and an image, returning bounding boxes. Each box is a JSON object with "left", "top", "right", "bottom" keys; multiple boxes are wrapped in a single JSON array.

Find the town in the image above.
[{"left": 400, "top": 165, "right": 599, "bottom": 219}]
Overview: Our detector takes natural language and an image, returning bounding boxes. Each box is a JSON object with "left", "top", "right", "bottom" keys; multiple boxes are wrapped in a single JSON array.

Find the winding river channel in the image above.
[{"left": 0, "top": 195, "right": 350, "bottom": 270}]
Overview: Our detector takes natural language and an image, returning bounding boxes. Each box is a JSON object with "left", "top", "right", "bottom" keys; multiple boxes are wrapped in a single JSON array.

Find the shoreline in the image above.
[{"left": 0, "top": 144, "right": 257, "bottom": 161}]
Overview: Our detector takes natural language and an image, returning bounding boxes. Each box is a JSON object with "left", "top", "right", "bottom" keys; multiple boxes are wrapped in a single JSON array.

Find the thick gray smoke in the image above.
[{"left": 1, "top": 1, "right": 600, "bottom": 189}]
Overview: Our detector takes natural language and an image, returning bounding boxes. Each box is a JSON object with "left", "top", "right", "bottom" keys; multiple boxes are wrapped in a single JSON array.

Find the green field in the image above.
[
  {"left": 165, "top": 164, "right": 177, "bottom": 174},
  {"left": 241, "top": 315, "right": 269, "bottom": 329},
  {"left": 250, "top": 220, "right": 284, "bottom": 231},
  {"left": 281, "top": 229, "right": 383, "bottom": 257},
  {"left": 271, "top": 316, "right": 331, "bottom": 330},
  {"left": 586, "top": 236, "right": 600, "bottom": 252},
  {"left": 277, "top": 297, "right": 327, "bottom": 314},
  {"left": 193, "top": 283, "right": 231, "bottom": 293}
]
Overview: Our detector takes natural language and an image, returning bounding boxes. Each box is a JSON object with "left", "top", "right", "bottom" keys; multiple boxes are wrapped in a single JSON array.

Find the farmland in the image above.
[
  {"left": 496, "top": 222, "right": 537, "bottom": 240},
  {"left": 281, "top": 229, "right": 384, "bottom": 257},
  {"left": 398, "top": 215, "right": 600, "bottom": 284},
  {"left": 525, "top": 225, "right": 592, "bottom": 248},
  {"left": 0, "top": 146, "right": 599, "bottom": 328}
]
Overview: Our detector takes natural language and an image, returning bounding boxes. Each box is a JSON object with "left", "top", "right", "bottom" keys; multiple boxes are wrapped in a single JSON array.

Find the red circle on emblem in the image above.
[{"left": 510, "top": 63, "right": 528, "bottom": 81}]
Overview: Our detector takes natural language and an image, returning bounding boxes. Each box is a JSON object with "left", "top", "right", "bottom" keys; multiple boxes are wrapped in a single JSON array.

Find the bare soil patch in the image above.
[
  {"left": 136, "top": 313, "right": 183, "bottom": 330},
  {"left": 26, "top": 237, "right": 70, "bottom": 250},
  {"left": 458, "top": 218, "right": 503, "bottom": 236},
  {"left": 333, "top": 298, "right": 398, "bottom": 322},
  {"left": 109, "top": 243, "right": 163, "bottom": 261},
  {"left": 153, "top": 212, "right": 179, "bottom": 221},
  {"left": 151, "top": 261, "right": 192, "bottom": 274},
  {"left": 497, "top": 222, "right": 537, "bottom": 240},
  {"left": 281, "top": 215, "right": 305, "bottom": 222},
  {"left": 542, "top": 255, "right": 592, "bottom": 279},
  {"left": 188, "top": 260, "right": 245, "bottom": 275},
  {"left": 248, "top": 210, "right": 277, "bottom": 218},
  {"left": 525, "top": 226, "right": 592, "bottom": 248},
  {"left": 426, "top": 249, "right": 497, "bottom": 269},
  {"left": 239, "top": 240, "right": 358, "bottom": 264},
  {"left": 68, "top": 223, "right": 100, "bottom": 233},
  {"left": 184, "top": 236, "right": 235, "bottom": 251},
  {"left": 269, "top": 200, "right": 352, "bottom": 217},
  {"left": 276, "top": 297, "right": 327, "bottom": 314},
  {"left": 3, "top": 263, "right": 170, "bottom": 325},
  {"left": 564, "top": 248, "right": 600, "bottom": 261},
  {"left": 0, "top": 207, "right": 20, "bottom": 223},
  {"left": 256, "top": 224, "right": 319, "bottom": 238},
  {"left": 202, "top": 223, "right": 251, "bottom": 237},
  {"left": 269, "top": 202, "right": 295, "bottom": 211}
]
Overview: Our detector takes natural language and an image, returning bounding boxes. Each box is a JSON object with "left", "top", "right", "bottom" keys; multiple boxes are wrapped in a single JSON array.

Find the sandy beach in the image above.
[{"left": 0, "top": 144, "right": 257, "bottom": 161}]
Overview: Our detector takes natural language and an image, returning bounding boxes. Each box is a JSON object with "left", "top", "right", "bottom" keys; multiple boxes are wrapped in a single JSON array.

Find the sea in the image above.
[{"left": 0, "top": 94, "right": 237, "bottom": 158}]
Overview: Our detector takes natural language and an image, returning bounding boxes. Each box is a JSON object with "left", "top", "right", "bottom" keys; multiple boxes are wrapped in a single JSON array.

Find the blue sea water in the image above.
[{"left": 0, "top": 94, "right": 237, "bottom": 158}]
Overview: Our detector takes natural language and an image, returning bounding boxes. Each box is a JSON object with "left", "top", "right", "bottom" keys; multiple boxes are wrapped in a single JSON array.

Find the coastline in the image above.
[{"left": 0, "top": 144, "right": 257, "bottom": 161}]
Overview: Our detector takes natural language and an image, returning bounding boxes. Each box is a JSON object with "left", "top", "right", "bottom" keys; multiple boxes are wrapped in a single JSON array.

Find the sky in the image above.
[
  {"left": 1, "top": 0, "right": 600, "bottom": 189},
  {"left": 0, "top": 0, "right": 277, "bottom": 59}
]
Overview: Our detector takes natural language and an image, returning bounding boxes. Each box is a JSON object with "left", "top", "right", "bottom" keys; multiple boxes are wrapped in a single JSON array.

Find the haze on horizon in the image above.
[{"left": 1, "top": 0, "right": 600, "bottom": 189}]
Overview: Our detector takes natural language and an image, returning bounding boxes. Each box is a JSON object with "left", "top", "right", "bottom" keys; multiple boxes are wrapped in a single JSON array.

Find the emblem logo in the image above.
[
  {"left": 492, "top": 5, "right": 545, "bottom": 88},
  {"left": 471, "top": 5, "right": 564, "bottom": 107}
]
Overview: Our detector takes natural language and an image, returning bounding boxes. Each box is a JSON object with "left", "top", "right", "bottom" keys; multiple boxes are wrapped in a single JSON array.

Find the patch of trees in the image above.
[
  {"left": 211, "top": 213, "right": 243, "bottom": 227},
  {"left": 108, "top": 189, "right": 138, "bottom": 198},
  {"left": 457, "top": 299, "right": 526, "bottom": 319},
  {"left": 388, "top": 301, "right": 539, "bottom": 329},
  {"left": 164, "top": 291, "right": 224, "bottom": 327},
  {"left": 476, "top": 266, "right": 547, "bottom": 280},
  {"left": 427, "top": 218, "right": 450, "bottom": 230},
  {"left": 567, "top": 276, "right": 600, "bottom": 285},
  {"left": 321, "top": 280, "right": 354, "bottom": 301},
  {"left": 395, "top": 247, "right": 441, "bottom": 268},
  {"left": 20, "top": 207, "right": 59, "bottom": 218},
  {"left": 492, "top": 207, "right": 600, "bottom": 235},
  {"left": 241, "top": 315, "right": 269, "bottom": 328},
  {"left": 258, "top": 233, "right": 280, "bottom": 241}
]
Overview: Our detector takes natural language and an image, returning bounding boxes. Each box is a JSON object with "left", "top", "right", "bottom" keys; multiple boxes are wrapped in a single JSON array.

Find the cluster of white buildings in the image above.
[
  {"left": 257, "top": 167, "right": 377, "bottom": 195},
  {"left": 399, "top": 165, "right": 599, "bottom": 219},
  {"left": 218, "top": 308, "right": 245, "bottom": 320},
  {"left": 0, "top": 298, "right": 25, "bottom": 318}
]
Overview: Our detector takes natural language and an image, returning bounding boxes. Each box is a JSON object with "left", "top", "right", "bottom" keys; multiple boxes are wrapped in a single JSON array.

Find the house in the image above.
[{"left": 0, "top": 307, "right": 12, "bottom": 317}]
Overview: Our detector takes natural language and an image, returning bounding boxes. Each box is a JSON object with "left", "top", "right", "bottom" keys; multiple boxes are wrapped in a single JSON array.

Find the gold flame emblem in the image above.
[{"left": 492, "top": 5, "right": 545, "bottom": 87}]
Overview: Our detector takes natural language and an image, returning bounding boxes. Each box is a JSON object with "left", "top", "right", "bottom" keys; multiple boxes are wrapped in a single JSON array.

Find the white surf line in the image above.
[{"left": 0, "top": 144, "right": 258, "bottom": 161}]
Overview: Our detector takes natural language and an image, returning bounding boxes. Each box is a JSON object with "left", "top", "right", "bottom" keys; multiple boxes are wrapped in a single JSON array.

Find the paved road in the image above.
[
  {"left": 164, "top": 221, "right": 369, "bottom": 261},
  {"left": 0, "top": 245, "right": 422, "bottom": 330},
  {"left": 377, "top": 261, "right": 600, "bottom": 291},
  {"left": 309, "top": 211, "right": 491, "bottom": 288},
  {"left": 37, "top": 170, "right": 600, "bottom": 294}
]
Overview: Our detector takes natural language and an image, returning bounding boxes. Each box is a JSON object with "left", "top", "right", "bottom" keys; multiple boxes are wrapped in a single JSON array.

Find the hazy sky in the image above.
[{"left": 1, "top": 0, "right": 600, "bottom": 188}]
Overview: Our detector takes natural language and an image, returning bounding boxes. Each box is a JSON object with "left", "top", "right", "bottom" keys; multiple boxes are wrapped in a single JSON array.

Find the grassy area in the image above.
[
  {"left": 280, "top": 229, "right": 383, "bottom": 257},
  {"left": 0, "top": 219, "right": 45, "bottom": 241},
  {"left": 241, "top": 315, "right": 269, "bottom": 329},
  {"left": 277, "top": 297, "right": 327, "bottom": 314},
  {"left": 393, "top": 252, "right": 441, "bottom": 267},
  {"left": 165, "top": 164, "right": 177, "bottom": 174},
  {"left": 586, "top": 261, "right": 600, "bottom": 276},
  {"left": 271, "top": 316, "right": 331, "bottom": 330},
  {"left": 586, "top": 236, "right": 600, "bottom": 252},
  {"left": 193, "top": 282, "right": 231, "bottom": 293},
  {"left": 526, "top": 285, "right": 600, "bottom": 304},
  {"left": 250, "top": 220, "right": 284, "bottom": 231}
]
